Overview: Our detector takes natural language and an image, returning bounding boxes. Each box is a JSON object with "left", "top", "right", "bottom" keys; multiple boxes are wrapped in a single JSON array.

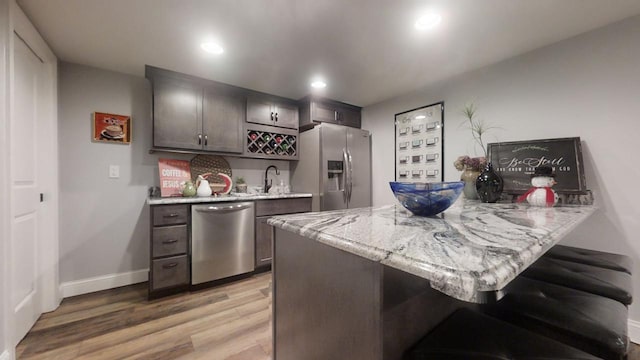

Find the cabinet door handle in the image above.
[
  {"left": 204, "top": 135, "right": 208, "bottom": 146},
  {"left": 270, "top": 112, "right": 274, "bottom": 121},
  {"left": 198, "top": 134, "right": 202, "bottom": 145},
  {"left": 162, "top": 262, "right": 178, "bottom": 269},
  {"left": 162, "top": 239, "right": 178, "bottom": 244},
  {"left": 163, "top": 213, "right": 179, "bottom": 218},
  {"left": 275, "top": 112, "right": 278, "bottom": 121},
  {"left": 334, "top": 111, "right": 338, "bottom": 121}
]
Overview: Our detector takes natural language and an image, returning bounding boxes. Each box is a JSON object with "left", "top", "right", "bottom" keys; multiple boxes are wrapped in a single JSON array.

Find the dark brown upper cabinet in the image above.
[
  {"left": 247, "top": 96, "right": 299, "bottom": 130},
  {"left": 203, "top": 86, "right": 244, "bottom": 153},
  {"left": 299, "top": 96, "right": 362, "bottom": 130},
  {"left": 147, "top": 66, "right": 244, "bottom": 154},
  {"left": 151, "top": 77, "right": 203, "bottom": 151}
]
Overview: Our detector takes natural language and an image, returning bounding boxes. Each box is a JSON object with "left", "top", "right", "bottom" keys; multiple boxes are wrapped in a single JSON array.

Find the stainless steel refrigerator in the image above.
[{"left": 291, "top": 123, "right": 371, "bottom": 211}]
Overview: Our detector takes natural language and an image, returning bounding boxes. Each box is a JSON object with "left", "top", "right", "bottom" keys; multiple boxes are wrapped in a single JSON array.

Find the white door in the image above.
[{"left": 10, "top": 32, "right": 46, "bottom": 343}]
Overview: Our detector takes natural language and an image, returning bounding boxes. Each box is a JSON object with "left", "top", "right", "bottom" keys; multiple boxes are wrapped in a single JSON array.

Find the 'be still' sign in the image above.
[{"left": 488, "top": 137, "right": 587, "bottom": 194}]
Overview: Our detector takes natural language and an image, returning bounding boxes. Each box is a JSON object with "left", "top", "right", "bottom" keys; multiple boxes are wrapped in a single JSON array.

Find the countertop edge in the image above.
[{"left": 147, "top": 192, "right": 313, "bottom": 205}]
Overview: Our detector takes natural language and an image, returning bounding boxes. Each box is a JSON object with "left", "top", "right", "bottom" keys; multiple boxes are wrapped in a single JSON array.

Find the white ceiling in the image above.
[{"left": 17, "top": 0, "right": 640, "bottom": 106}]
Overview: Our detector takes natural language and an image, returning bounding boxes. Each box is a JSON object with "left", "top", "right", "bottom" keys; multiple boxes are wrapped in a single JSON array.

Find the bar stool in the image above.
[
  {"left": 544, "top": 244, "right": 632, "bottom": 274},
  {"left": 484, "top": 277, "right": 629, "bottom": 360},
  {"left": 404, "top": 308, "right": 600, "bottom": 360},
  {"left": 522, "top": 256, "right": 632, "bottom": 305}
]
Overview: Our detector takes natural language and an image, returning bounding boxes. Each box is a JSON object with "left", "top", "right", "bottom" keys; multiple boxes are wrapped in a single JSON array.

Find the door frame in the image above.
[
  {"left": 2, "top": 0, "right": 59, "bottom": 355},
  {"left": 0, "top": 0, "right": 10, "bottom": 357}
]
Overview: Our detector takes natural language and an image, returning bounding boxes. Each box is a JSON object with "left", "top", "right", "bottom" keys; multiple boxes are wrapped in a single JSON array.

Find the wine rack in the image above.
[{"left": 246, "top": 130, "right": 297, "bottom": 158}]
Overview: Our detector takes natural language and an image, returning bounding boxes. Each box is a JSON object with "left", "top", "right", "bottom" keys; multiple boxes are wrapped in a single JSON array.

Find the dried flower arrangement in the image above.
[{"left": 454, "top": 155, "right": 487, "bottom": 171}]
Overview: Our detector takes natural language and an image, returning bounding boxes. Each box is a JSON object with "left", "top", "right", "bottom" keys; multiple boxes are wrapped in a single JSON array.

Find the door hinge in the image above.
[{"left": 40, "top": 193, "right": 44, "bottom": 202}]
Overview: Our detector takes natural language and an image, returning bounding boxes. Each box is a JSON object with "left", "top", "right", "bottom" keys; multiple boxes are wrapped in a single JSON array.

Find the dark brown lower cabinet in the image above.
[
  {"left": 254, "top": 197, "right": 312, "bottom": 269},
  {"left": 149, "top": 204, "right": 191, "bottom": 298},
  {"left": 151, "top": 255, "right": 189, "bottom": 290},
  {"left": 255, "top": 216, "right": 274, "bottom": 267}
]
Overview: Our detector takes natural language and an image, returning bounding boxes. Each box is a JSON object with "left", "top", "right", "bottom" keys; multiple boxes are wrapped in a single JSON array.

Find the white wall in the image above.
[
  {"left": 58, "top": 62, "right": 155, "bottom": 286},
  {"left": 58, "top": 62, "right": 291, "bottom": 290},
  {"left": 363, "top": 14, "right": 640, "bottom": 323},
  {"left": 225, "top": 157, "right": 290, "bottom": 191}
]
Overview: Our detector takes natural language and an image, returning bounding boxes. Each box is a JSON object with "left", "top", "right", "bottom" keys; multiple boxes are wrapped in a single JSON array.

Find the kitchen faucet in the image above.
[{"left": 264, "top": 165, "right": 280, "bottom": 193}]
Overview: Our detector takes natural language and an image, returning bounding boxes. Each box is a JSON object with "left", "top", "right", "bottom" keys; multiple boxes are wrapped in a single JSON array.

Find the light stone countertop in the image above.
[
  {"left": 267, "top": 199, "right": 597, "bottom": 303},
  {"left": 147, "top": 192, "right": 312, "bottom": 205}
]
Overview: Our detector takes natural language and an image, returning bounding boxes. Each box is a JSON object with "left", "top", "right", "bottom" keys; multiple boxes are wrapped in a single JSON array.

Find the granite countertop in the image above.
[
  {"left": 147, "top": 192, "right": 312, "bottom": 205},
  {"left": 267, "top": 199, "right": 596, "bottom": 303}
]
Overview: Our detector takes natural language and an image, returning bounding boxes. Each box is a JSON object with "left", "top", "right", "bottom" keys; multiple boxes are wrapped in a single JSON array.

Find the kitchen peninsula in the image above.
[{"left": 268, "top": 200, "right": 596, "bottom": 360}]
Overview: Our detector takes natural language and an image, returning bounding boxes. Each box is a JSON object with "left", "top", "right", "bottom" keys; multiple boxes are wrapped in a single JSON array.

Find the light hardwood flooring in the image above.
[{"left": 16, "top": 272, "right": 640, "bottom": 359}]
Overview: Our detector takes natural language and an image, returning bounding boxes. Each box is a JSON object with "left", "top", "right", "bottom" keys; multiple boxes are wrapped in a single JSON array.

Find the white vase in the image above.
[
  {"left": 460, "top": 167, "right": 480, "bottom": 200},
  {"left": 196, "top": 179, "right": 212, "bottom": 197}
]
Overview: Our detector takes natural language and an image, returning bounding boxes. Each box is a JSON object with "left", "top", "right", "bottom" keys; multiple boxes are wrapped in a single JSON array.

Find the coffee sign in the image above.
[
  {"left": 488, "top": 137, "right": 587, "bottom": 194},
  {"left": 93, "top": 111, "right": 131, "bottom": 144},
  {"left": 158, "top": 158, "right": 192, "bottom": 197}
]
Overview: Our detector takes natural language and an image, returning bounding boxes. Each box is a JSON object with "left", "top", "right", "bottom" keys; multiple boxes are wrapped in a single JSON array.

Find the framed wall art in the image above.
[
  {"left": 394, "top": 102, "right": 444, "bottom": 183},
  {"left": 93, "top": 111, "right": 131, "bottom": 144},
  {"left": 488, "top": 137, "right": 587, "bottom": 194}
]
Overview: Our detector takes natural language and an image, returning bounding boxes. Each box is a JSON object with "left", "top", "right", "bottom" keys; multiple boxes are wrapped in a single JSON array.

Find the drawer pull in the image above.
[
  {"left": 162, "top": 239, "right": 178, "bottom": 244},
  {"left": 163, "top": 213, "right": 179, "bottom": 218},
  {"left": 162, "top": 262, "right": 178, "bottom": 269}
]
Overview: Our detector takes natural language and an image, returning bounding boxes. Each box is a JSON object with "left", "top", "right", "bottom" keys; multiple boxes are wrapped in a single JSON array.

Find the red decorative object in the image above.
[{"left": 158, "top": 159, "right": 191, "bottom": 197}]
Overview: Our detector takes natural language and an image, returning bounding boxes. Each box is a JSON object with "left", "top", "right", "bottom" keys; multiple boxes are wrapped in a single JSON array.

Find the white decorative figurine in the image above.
[{"left": 517, "top": 165, "right": 559, "bottom": 207}]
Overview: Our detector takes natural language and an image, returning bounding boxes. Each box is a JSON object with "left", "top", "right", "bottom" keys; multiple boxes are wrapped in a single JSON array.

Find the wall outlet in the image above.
[{"left": 109, "top": 165, "right": 120, "bottom": 179}]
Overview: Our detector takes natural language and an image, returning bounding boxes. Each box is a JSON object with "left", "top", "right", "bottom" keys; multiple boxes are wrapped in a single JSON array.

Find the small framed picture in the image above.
[{"left": 93, "top": 112, "right": 131, "bottom": 144}]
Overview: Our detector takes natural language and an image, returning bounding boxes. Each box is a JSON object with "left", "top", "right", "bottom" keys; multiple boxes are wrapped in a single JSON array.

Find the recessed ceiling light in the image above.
[
  {"left": 311, "top": 80, "right": 327, "bottom": 89},
  {"left": 415, "top": 115, "right": 426, "bottom": 119},
  {"left": 415, "top": 13, "right": 441, "bottom": 30},
  {"left": 201, "top": 42, "right": 224, "bottom": 55}
]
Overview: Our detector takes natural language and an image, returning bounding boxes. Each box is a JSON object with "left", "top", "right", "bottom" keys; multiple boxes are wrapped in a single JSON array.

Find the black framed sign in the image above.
[
  {"left": 488, "top": 137, "right": 587, "bottom": 194},
  {"left": 394, "top": 102, "right": 444, "bottom": 182}
]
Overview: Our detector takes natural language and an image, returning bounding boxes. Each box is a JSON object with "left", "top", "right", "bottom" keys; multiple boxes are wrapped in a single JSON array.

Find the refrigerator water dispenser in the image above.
[{"left": 327, "top": 160, "right": 344, "bottom": 192}]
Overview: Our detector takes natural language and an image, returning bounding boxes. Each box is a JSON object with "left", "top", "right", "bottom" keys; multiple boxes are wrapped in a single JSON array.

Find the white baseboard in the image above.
[
  {"left": 0, "top": 350, "right": 12, "bottom": 360},
  {"left": 60, "top": 269, "right": 148, "bottom": 298},
  {"left": 629, "top": 319, "right": 640, "bottom": 344}
]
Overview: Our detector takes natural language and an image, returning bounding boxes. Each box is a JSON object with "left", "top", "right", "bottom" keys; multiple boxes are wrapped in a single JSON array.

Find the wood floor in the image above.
[
  {"left": 16, "top": 272, "right": 640, "bottom": 359},
  {"left": 17, "top": 272, "right": 272, "bottom": 360}
]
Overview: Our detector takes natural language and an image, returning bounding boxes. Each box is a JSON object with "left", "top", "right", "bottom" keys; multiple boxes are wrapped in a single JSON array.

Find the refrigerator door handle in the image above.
[
  {"left": 347, "top": 149, "right": 353, "bottom": 203},
  {"left": 342, "top": 148, "right": 349, "bottom": 204}
]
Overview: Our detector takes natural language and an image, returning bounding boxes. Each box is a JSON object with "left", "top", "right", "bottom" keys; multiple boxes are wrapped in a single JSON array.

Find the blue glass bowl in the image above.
[{"left": 389, "top": 181, "right": 464, "bottom": 216}]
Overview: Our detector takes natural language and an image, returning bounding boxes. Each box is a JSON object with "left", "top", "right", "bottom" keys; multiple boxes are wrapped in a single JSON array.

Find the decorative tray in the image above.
[{"left": 190, "top": 155, "right": 232, "bottom": 183}]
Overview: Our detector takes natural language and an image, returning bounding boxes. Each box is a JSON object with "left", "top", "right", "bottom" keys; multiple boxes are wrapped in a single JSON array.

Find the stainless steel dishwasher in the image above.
[{"left": 191, "top": 202, "right": 255, "bottom": 285}]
